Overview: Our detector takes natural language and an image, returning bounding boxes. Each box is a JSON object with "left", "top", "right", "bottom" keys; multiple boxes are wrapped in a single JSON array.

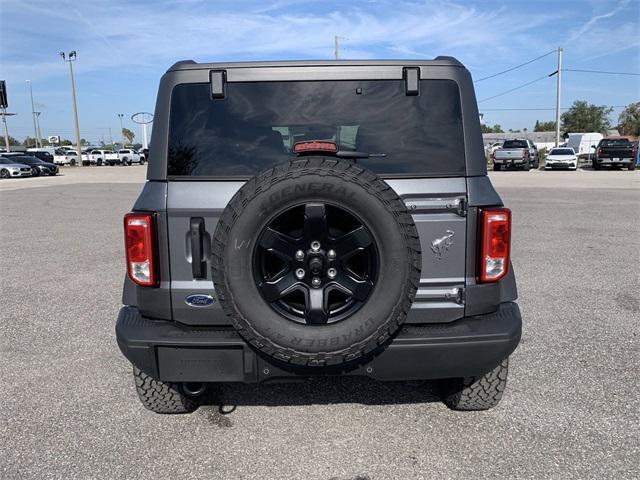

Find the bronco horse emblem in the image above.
[{"left": 430, "top": 230, "right": 455, "bottom": 259}]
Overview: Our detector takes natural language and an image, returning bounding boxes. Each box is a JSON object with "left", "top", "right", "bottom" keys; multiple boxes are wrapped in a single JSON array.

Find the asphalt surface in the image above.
[{"left": 1, "top": 167, "right": 639, "bottom": 479}]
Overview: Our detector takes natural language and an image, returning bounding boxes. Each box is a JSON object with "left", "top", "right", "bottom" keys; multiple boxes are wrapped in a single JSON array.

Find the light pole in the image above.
[
  {"left": 118, "top": 113, "right": 125, "bottom": 148},
  {"left": 26, "top": 80, "right": 40, "bottom": 148},
  {"left": 131, "top": 112, "right": 153, "bottom": 150},
  {"left": 1, "top": 111, "right": 16, "bottom": 152},
  {"left": 34, "top": 112, "right": 43, "bottom": 144},
  {"left": 554, "top": 47, "right": 563, "bottom": 147},
  {"left": 60, "top": 51, "right": 83, "bottom": 165}
]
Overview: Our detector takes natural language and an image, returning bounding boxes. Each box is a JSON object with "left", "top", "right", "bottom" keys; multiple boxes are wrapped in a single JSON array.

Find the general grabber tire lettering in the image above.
[
  {"left": 133, "top": 366, "right": 197, "bottom": 414},
  {"left": 212, "top": 158, "right": 421, "bottom": 367},
  {"left": 441, "top": 358, "right": 509, "bottom": 411}
]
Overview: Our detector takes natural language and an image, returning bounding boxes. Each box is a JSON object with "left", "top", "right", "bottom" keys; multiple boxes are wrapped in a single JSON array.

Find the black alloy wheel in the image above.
[{"left": 254, "top": 203, "right": 378, "bottom": 325}]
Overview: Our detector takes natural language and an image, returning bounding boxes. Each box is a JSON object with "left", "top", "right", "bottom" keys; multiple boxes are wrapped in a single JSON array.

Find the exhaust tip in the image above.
[{"left": 182, "top": 382, "right": 206, "bottom": 397}]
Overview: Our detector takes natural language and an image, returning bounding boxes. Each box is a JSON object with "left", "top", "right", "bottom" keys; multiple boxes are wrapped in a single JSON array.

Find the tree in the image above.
[
  {"left": 481, "top": 124, "right": 504, "bottom": 133},
  {"left": 534, "top": 120, "right": 556, "bottom": 132},
  {"left": 561, "top": 100, "right": 612, "bottom": 135},
  {"left": 80, "top": 138, "right": 89, "bottom": 146},
  {"left": 618, "top": 102, "right": 640, "bottom": 136},
  {"left": 22, "top": 136, "right": 39, "bottom": 147},
  {"left": 6, "top": 136, "right": 21, "bottom": 146},
  {"left": 122, "top": 128, "right": 135, "bottom": 144}
]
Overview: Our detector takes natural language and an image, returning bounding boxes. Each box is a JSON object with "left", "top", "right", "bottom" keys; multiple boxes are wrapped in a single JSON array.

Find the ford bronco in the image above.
[{"left": 116, "top": 58, "right": 522, "bottom": 413}]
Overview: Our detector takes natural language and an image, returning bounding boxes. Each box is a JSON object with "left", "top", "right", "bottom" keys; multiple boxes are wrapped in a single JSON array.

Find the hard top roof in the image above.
[{"left": 167, "top": 57, "right": 463, "bottom": 72}]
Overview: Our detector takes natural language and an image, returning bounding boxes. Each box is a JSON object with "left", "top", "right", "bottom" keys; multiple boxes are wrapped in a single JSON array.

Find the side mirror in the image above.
[{"left": 591, "top": 145, "right": 596, "bottom": 149}]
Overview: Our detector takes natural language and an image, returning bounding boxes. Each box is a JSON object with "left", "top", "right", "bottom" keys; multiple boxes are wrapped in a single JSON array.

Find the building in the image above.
[{"left": 483, "top": 131, "right": 557, "bottom": 150}]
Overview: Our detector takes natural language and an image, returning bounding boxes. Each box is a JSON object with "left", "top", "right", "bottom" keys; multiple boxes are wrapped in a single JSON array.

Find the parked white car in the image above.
[
  {"left": 544, "top": 147, "right": 578, "bottom": 170},
  {"left": 118, "top": 149, "right": 143, "bottom": 165}
]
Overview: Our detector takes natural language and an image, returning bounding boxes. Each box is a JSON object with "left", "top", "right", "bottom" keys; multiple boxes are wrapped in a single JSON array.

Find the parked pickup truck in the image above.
[
  {"left": 492, "top": 139, "right": 539, "bottom": 171},
  {"left": 118, "top": 149, "right": 144, "bottom": 165},
  {"left": 593, "top": 138, "right": 637, "bottom": 170},
  {"left": 83, "top": 149, "right": 114, "bottom": 166},
  {"left": 53, "top": 149, "right": 79, "bottom": 166}
]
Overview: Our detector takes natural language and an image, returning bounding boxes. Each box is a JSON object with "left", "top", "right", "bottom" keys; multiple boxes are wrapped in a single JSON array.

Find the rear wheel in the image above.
[
  {"left": 524, "top": 159, "right": 531, "bottom": 171},
  {"left": 133, "top": 366, "right": 198, "bottom": 414},
  {"left": 629, "top": 163, "right": 636, "bottom": 171},
  {"left": 97, "top": 159, "right": 102, "bottom": 166},
  {"left": 441, "top": 358, "right": 509, "bottom": 411}
]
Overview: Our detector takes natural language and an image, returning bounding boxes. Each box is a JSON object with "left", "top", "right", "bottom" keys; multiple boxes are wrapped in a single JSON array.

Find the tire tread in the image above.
[{"left": 211, "top": 157, "right": 421, "bottom": 367}]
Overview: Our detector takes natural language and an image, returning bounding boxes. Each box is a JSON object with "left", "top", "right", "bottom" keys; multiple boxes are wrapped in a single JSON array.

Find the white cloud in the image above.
[{"left": 1, "top": 0, "right": 560, "bottom": 79}]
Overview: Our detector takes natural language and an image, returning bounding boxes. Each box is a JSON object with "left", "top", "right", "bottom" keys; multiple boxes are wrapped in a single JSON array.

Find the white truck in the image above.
[
  {"left": 53, "top": 148, "right": 79, "bottom": 166},
  {"left": 83, "top": 149, "right": 114, "bottom": 166},
  {"left": 117, "top": 149, "right": 143, "bottom": 165},
  {"left": 566, "top": 133, "right": 603, "bottom": 160}
]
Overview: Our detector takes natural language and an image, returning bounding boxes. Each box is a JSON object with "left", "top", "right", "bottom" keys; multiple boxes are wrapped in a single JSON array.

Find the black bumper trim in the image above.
[{"left": 116, "top": 302, "right": 522, "bottom": 382}]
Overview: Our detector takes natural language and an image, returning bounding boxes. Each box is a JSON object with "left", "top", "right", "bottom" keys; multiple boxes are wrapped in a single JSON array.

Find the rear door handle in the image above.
[{"left": 190, "top": 217, "right": 206, "bottom": 279}]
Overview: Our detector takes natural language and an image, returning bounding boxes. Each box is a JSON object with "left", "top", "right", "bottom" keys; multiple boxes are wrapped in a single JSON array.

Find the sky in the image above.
[{"left": 1, "top": 0, "right": 639, "bottom": 144}]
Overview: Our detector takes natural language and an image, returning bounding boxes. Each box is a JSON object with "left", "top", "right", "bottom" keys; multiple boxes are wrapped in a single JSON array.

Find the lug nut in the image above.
[
  {"left": 310, "top": 241, "right": 321, "bottom": 252},
  {"left": 327, "top": 249, "right": 336, "bottom": 259},
  {"left": 295, "top": 268, "right": 305, "bottom": 279},
  {"left": 327, "top": 268, "right": 337, "bottom": 279},
  {"left": 311, "top": 277, "right": 321, "bottom": 288},
  {"left": 295, "top": 250, "right": 305, "bottom": 261}
]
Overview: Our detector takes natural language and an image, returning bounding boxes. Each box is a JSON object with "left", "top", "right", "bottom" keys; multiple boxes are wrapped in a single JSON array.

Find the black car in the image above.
[
  {"left": 26, "top": 150, "right": 55, "bottom": 163},
  {"left": 10, "top": 155, "right": 58, "bottom": 176}
]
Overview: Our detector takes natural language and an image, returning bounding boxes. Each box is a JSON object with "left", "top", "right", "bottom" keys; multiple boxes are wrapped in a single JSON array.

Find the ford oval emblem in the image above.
[{"left": 185, "top": 294, "right": 215, "bottom": 307}]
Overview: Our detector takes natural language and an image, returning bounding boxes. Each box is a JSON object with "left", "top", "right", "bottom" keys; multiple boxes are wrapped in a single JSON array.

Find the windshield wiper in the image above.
[{"left": 335, "top": 151, "right": 387, "bottom": 159}]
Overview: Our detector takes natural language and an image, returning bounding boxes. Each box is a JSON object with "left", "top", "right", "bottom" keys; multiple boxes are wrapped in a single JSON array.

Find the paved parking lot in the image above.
[{"left": 1, "top": 167, "right": 639, "bottom": 479}]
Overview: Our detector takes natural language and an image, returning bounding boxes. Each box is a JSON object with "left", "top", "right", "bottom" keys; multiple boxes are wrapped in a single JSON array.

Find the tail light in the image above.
[
  {"left": 478, "top": 208, "right": 511, "bottom": 283},
  {"left": 521, "top": 150, "right": 526, "bottom": 158},
  {"left": 597, "top": 148, "right": 602, "bottom": 157},
  {"left": 293, "top": 141, "right": 338, "bottom": 154},
  {"left": 124, "top": 212, "right": 157, "bottom": 287}
]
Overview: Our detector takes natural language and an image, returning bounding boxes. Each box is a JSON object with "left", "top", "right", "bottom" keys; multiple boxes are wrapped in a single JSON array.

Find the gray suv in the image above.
[{"left": 116, "top": 58, "right": 522, "bottom": 413}]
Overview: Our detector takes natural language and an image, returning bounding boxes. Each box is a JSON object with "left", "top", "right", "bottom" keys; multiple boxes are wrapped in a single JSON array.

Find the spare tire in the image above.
[{"left": 212, "top": 158, "right": 421, "bottom": 366}]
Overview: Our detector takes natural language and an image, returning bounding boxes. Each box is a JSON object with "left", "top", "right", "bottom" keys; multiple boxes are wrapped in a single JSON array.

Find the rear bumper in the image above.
[
  {"left": 596, "top": 157, "right": 634, "bottom": 165},
  {"left": 493, "top": 158, "right": 524, "bottom": 165},
  {"left": 116, "top": 302, "right": 522, "bottom": 383}
]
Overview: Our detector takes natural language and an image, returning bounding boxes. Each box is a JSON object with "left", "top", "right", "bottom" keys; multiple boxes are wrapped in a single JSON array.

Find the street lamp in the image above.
[
  {"left": 60, "top": 51, "right": 83, "bottom": 165},
  {"left": 117, "top": 113, "right": 125, "bottom": 148},
  {"left": 34, "top": 112, "right": 43, "bottom": 144},
  {"left": 26, "top": 80, "right": 40, "bottom": 148}
]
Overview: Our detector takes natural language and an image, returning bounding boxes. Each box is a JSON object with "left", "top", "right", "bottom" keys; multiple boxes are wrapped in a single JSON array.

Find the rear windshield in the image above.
[
  {"left": 600, "top": 139, "right": 631, "bottom": 147},
  {"left": 502, "top": 140, "right": 528, "bottom": 149},
  {"left": 168, "top": 79, "right": 465, "bottom": 177},
  {"left": 549, "top": 148, "right": 574, "bottom": 155}
]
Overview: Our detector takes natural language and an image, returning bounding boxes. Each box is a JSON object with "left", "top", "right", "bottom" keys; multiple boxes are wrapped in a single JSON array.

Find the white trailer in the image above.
[{"left": 566, "top": 133, "right": 603, "bottom": 160}]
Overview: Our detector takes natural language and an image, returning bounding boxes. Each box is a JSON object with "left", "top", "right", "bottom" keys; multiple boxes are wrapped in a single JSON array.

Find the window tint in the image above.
[
  {"left": 168, "top": 79, "right": 465, "bottom": 177},
  {"left": 502, "top": 140, "right": 528, "bottom": 149},
  {"left": 549, "top": 148, "right": 574, "bottom": 155},
  {"left": 600, "top": 139, "right": 631, "bottom": 147}
]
